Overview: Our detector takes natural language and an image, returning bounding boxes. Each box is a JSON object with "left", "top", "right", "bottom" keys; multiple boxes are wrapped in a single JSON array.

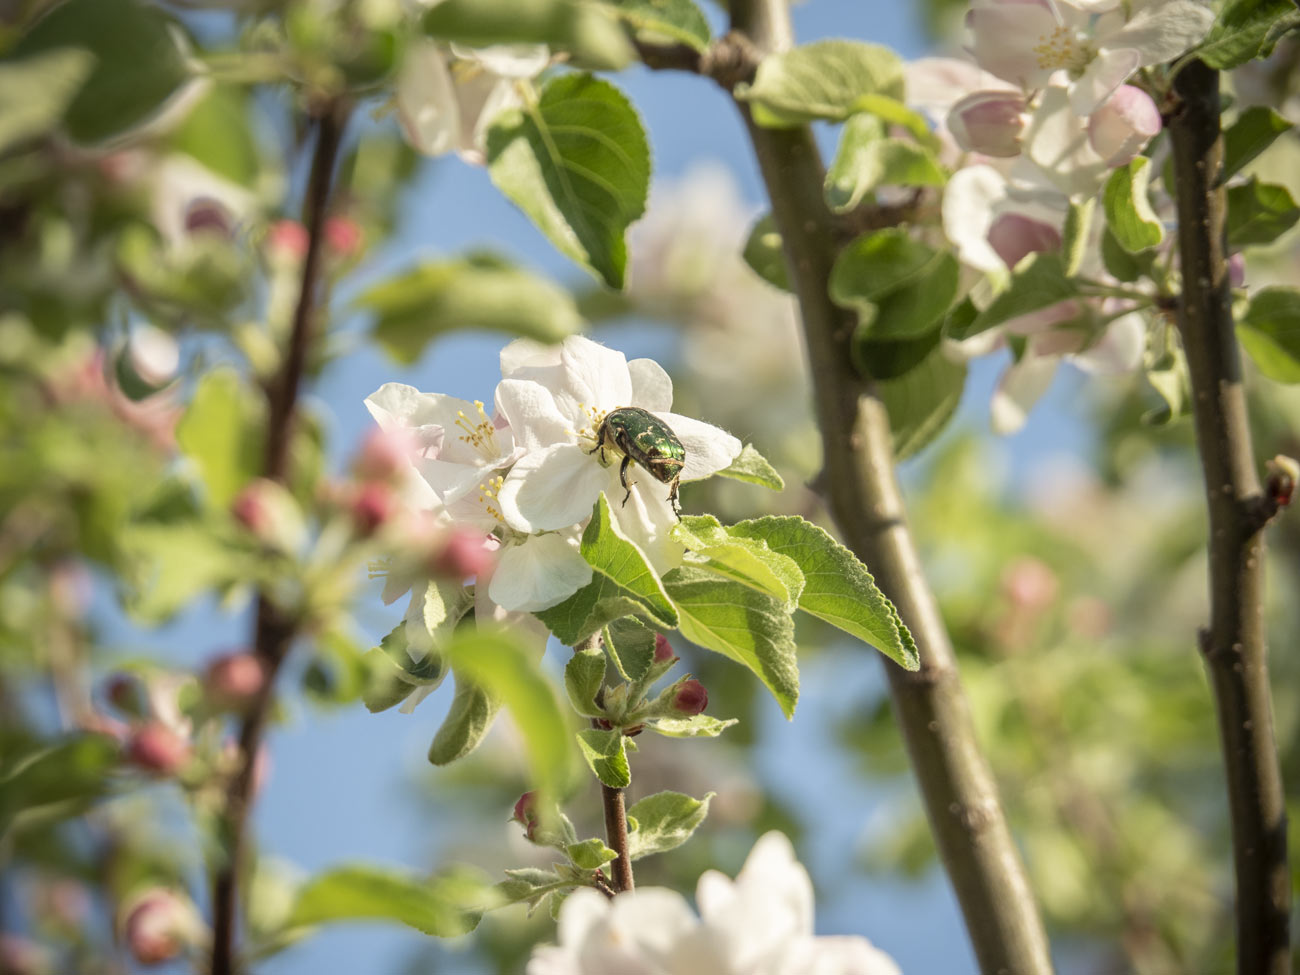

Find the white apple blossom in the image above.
[
  {"left": 527, "top": 831, "right": 901, "bottom": 975},
  {"left": 495, "top": 335, "right": 743, "bottom": 546},
  {"left": 968, "top": 0, "right": 1214, "bottom": 115}
]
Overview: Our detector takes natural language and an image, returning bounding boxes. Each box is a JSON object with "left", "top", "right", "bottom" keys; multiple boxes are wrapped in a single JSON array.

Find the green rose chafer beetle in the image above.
[{"left": 589, "top": 406, "right": 686, "bottom": 516}]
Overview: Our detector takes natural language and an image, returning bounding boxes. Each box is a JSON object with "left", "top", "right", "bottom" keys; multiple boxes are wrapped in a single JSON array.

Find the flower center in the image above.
[
  {"left": 572, "top": 403, "right": 609, "bottom": 450},
  {"left": 475, "top": 474, "right": 505, "bottom": 523},
  {"left": 1033, "top": 25, "right": 1094, "bottom": 73},
  {"left": 455, "top": 401, "right": 500, "bottom": 459}
]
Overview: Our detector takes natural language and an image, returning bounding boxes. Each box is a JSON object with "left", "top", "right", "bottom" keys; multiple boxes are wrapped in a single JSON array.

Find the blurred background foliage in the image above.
[{"left": 1, "top": 0, "right": 1298, "bottom": 974}]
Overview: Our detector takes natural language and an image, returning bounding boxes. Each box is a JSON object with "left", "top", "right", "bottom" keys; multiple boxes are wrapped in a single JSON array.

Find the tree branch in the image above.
[
  {"left": 723, "top": 3, "right": 1052, "bottom": 971},
  {"left": 210, "top": 99, "right": 350, "bottom": 975},
  {"left": 577, "top": 633, "right": 635, "bottom": 894},
  {"left": 1168, "top": 59, "right": 1290, "bottom": 975}
]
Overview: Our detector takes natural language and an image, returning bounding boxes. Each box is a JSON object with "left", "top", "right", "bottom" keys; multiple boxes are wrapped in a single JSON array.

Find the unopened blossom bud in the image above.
[
  {"left": 1087, "top": 85, "right": 1162, "bottom": 167},
  {"left": 987, "top": 213, "right": 1062, "bottom": 270},
  {"left": 653, "top": 632, "right": 676, "bottom": 664},
  {"left": 123, "top": 889, "right": 201, "bottom": 965},
  {"left": 266, "top": 219, "right": 309, "bottom": 262},
  {"left": 231, "top": 479, "right": 304, "bottom": 551},
  {"left": 203, "top": 651, "right": 267, "bottom": 711},
  {"left": 325, "top": 216, "right": 363, "bottom": 258},
  {"left": 105, "top": 672, "right": 148, "bottom": 718},
  {"left": 511, "top": 791, "right": 541, "bottom": 841},
  {"left": 673, "top": 679, "right": 709, "bottom": 716},
  {"left": 947, "top": 90, "right": 1027, "bottom": 157},
  {"left": 1228, "top": 252, "right": 1246, "bottom": 289},
  {"left": 352, "top": 427, "right": 415, "bottom": 483},
  {"left": 126, "top": 722, "right": 191, "bottom": 776},
  {"left": 432, "top": 529, "right": 496, "bottom": 579},
  {"left": 124, "top": 325, "right": 180, "bottom": 390},
  {"left": 1001, "top": 557, "right": 1058, "bottom": 612},
  {"left": 0, "top": 934, "right": 50, "bottom": 975},
  {"left": 183, "top": 198, "right": 235, "bottom": 239},
  {"left": 350, "top": 482, "right": 399, "bottom": 536},
  {"left": 1266, "top": 455, "right": 1298, "bottom": 508}
]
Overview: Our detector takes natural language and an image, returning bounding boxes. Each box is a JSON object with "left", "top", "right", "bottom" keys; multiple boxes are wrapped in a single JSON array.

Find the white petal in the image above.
[
  {"left": 605, "top": 465, "right": 684, "bottom": 576},
  {"left": 1105, "top": 0, "right": 1216, "bottom": 66},
  {"left": 462, "top": 77, "right": 522, "bottom": 164},
  {"left": 397, "top": 683, "right": 437, "bottom": 714},
  {"left": 497, "top": 443, "right": 609, "bottom": 532},
  {"left": 804, "top": 937, "right": 903, "bottom": 975},
  {"left": 655, "top": 412, "right": 742, "bottom": 482},
  {"left": 554, "top": 888, "right": 610, "bottom": 953},
  {"left": 607, "top": 889, "right": 698, "bottom": 959},
  {"left": 1069, "top": 47, "right": 1141, "bottom": 116},
  {"left": 501, "top": 337, "right": 562, "bottom": 378},
  {"left": 942, "top": 165, "right": 1006, "bottom": 272},
  {"left": 1024, "top": 86, "right": 1107, "bottom": 196},
  {"left": 365, "top": 383, "right": 447, "bottom": 455},
  {"left": 454, "top": 43, "right": 550, "bottom": 78},
  {"left": 735, "top": 832, "right": 814, "bottom": 936},
  {"left": 991, "top": 354, "right": 1060, "bottom": 434},
  {"left": 628, "top": 358, "right": 674, "bottom": 412},
  {"left": 1073, "top": 311, "right": 1145, "bottom": 374},
  {"left": 396, "top": 40, "right": 461, "bottom": 157},
  {"left": 495, "top": 378, "right": 572, "bottom": 450},
  {"left": 487, "top": 533, "right": 592, "bottom": 612},
  {"left": 554, "top": 336, "right": 633, "bottom": 417}
]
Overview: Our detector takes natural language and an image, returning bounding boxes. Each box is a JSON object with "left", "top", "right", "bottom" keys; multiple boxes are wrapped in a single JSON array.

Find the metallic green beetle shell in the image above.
[{"left": 598, "top": 407, "right": 685, "bottom": 484}]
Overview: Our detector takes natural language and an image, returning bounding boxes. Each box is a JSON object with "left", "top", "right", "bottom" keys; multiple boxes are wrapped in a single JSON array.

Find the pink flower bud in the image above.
[
  {"left": 204, "top": 652, "right": 267, "bottom": 711},
  {"left": 183, "top": 198, "right": 235, "bottom": 239},
  {"left": 947, "top": 90, "right": 1027, "bottom": 157},
  {"left": 350, "top": 482, "right": 399, "bottom": 536},
  {"left": 673, "top": 679, "right": 708, "bottom": 716},
  {"left": 325, "top": 216, "right": 363, "bottom": 258},
  {"left": 266, "top": 219, "right": 309, "bottom": 261},
  {"left": 432, "top": 529, "right": 497, "bottom": 579},
  {"left": 231, "top": 479, "right": 303, "bottom": 551},
  {"left": 987, "top": 213, "right": 1061, "bottom": 270},
  {"left": 511, "top": 791, "right": 540, "bottom": 840},
  {"left": 353, "top": 427, "right": 415, "bottom": 483},
  {"left": 126, "top": 722, "right": 190, "bottom": 776},
  {"left": 1228, "top": 252, "right": 1245, "bottom": 289},
  {"left": 0, "top": 934, "right": 49, "bottom": 975},
  {"left": 123, "top": 889, "right": 198, "bottom": 965},
  {"left": 1087, "top": 85, "right": 1162, "bottom": 168},
  {"left": 231, "top": 480, "right": 275, "bottom": 538},
  {"left": 653, "top": 633, "right": 676, "bottom": 664},
  {"left": 1001, "top": 557, "right": 1058, "bottom": 612}
]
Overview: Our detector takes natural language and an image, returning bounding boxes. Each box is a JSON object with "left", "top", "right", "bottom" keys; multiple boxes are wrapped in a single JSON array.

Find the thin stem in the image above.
[
  {"left": 601, "top": 783, "right": 634, "bottom": 893},
  {"left": 210, "top": 99, "right": 350, "bottom": 975},
  {"left": 725, "top": 3, "right": 1053, "bottom": 971},
  {"left": 1168, "top": 59, "right": 1290, "bottom": 975}
]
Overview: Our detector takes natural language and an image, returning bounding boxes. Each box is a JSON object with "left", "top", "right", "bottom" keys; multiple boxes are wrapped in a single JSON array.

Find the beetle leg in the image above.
[
  {"left": 619, "top": 455, "right": 633, "bottom": 507},
  {"left": 668, "top": 477, "right": 681, "bottom": 519}
]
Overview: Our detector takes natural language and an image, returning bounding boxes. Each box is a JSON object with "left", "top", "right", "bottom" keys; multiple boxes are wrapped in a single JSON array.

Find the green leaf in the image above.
[
  {"left": 625, "top": 791, "right": 713, "bottom": 861},
  {"left": 496, "top": 868, "right": 576, "bottom": 909},
  {"left": 447, "top": 631, "right": 576, "bottom": 799},
  {"left": 735, "top": 40, "right": 904, "bottom": 127},
  {"left": 1226, "top": 178, "right": 1300, "bottom": 248},
  {"left": 1197, "top": 0, "right": 1300, "bottom": 69},
  {"left": 1103, "top": 157, "right": 1163, "bottom": 253},
  {"left": 287, "top": 865, "right": 486, "bottom": 937},
  {"left": 122, "top": 522, "right": 244, "bottom": 623},
  {"left": 854, "top": 326, "right": 942, "bottom": 382},
  {"left": 377, "top": 619, "right": 445, "bottom": 687},
  {"left": 0, "top": 733, "right": 120, "bottom": 836},
  {"left": 422, "top": 0, "right": 633, "bottom": 70},
  {"left": 1062, "top": 197, "right": 1095, "bottom": 278},
  {"left": 566, "top": 838, "right": 617, "bottom": 869},
  {"left": 741, "top": 214, "right": 790, "bottom": 291},
  {"left": 602, "top": 617, "right": 657, "bottom": 682},
  {"left": 575, "top": 728, "right": 630, "bottom": 788},
  {"left": 662, "top": 565, "right": 800, "bottom": 718},
  {"left": 427, "top": 672, "right": 501, "bottom": 765},
  {"left": 830, "top": 229, "right": 959, "bottom": 341},
  {"left": 564, "top": 647, "right": 608, "bottom": 718},
  {"left": 728, "top": 516, "right": 919, "bottom": 669},
  {"left": 825, "top": 114, "right": 945, "bottom": 214},
  {"left": 0, "top": 50, "right": 95, "bottom": 156},
  {"left": 878, "top": 338, "right": 966, "bottom": 461},
  {"left": 646, "top": 714, "right": 737, "bottom": 738},
  {"left": 11, "top": 0, "right": 190, "bottom": 144},
  {"left": 170, "top": 86, "right": 260, "bottom": 188},
  {"left": 536, "top": 493, "right": 678, "bottom": 643},
  {"left": 1100, "top": 225, "right": 1155, "bottom": 283},
  {"left": 1142, "top": 325, "right": 1189, "bottom": 424},
  {"left": 176, "top": 369, "right": 265, "bottom": 509},
  {"left": 1238, "top": 287, "right": 1300, "bottom": 382},
  {"left": 1223, "top": 105, "right": 1295, "bottom": 181},
  {"left": 849, "top": 93, "right": 941, "bottom": 150},
  {"left": 359, "top": 253, "right": 581, "bottom": 364},
  {"left": 673, "top": 514, "right": 804, "bottom": 609},
  {"left": 964, "top": 253, "right": 1078, "bottom": 336},
  {"left": 360, "top": 648, "right": 421, "bottom": 714},
  {"left": 716, "top": 443, "right": 785, "bottom": 491},
  {"left": 487, "top": 74, "right": 650, "bottom": 289},
  {"left": 602, "top": 0, "right": 711, "bottom": 51}
]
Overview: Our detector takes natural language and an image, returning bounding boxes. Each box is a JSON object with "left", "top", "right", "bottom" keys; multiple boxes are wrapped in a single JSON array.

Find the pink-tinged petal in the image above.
[
  {"left": 364, "top": 383, "right": 447, "bottom": 456},
  {"left": 396, "top": 41, "right": 461, "bottom": 157},
  {"left": 628, "top": 357, "right": 674, "bottom": 412},
  {"left": 943, "top": 166, "right": 1006, "bottom": 272},
  {"left": 497, "top": 443, "right": 610, "bottom": 532},
  {"left": 494, "top": 378, "right": 571, "bottom": 450},
  {"left": 905, "top": 57, "right": 1017, "bottom": 118},
  {"left": 1087, "top": 85, "right": 1162, "bottom": 166},
  {"left": 1104, "top": 0, "right": 1216, "bottom": 67},
  {"left": 988, "top": 212, "right": 1062, "bottom": 269},
  {"left": 653, "top": 412, "right": 742, "bottom": 481},
  {"left": 991, "top": 353, "right": 1060, "bottom": 434},
  {"left": 1024, "top": 86, "right": 1108, "bottom": 195},
  {"left": 488, "top": 533, "right": 592, "bottom": 612},
  {"left": 948, "top": 90, "right": 1028, "bottom": 157},
  {"left": 1069, "top": 46, "right": 1141, "bottom": 115},
  {"left": 967, "top": 1, "right": 1062, "bottom": 90}
]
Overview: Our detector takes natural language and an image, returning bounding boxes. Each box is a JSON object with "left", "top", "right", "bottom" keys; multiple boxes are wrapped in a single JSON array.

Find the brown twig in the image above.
[
  {"left": 601, "top": 782, "right": 634, "bottom": 893},
  {"left": 209, "top": 98, "right": 350, "bottom": 975},
  {"left": 721, "top": 3, "right": 1053, "bottom": 971},
  {"left": 1168, "top": 59, "right": 1290, "bottom": 975}
]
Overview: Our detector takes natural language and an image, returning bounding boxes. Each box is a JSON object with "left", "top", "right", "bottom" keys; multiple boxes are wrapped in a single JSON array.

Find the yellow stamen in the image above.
[{"left": 455, "top": 400, "right": 500, "bottom": 459}]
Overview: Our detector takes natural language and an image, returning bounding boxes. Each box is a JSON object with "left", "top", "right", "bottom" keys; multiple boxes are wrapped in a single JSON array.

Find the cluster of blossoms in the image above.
[
  {"left": 527, "top": 832, "right": 901, "bottom": 975},
  {"left": 913, "top": 0, "right": 1215, "bottom": 432},
  {"left": 366, "top": 335, "right": 742, "bottom": 619}
]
